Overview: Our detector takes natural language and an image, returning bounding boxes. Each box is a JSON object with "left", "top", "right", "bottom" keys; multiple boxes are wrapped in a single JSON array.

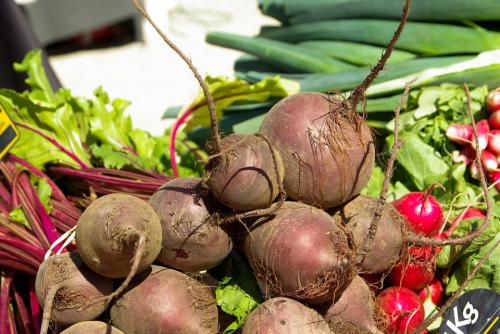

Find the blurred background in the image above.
[{"left": 5, "top": 0, "right": 277, "bottom": 135}]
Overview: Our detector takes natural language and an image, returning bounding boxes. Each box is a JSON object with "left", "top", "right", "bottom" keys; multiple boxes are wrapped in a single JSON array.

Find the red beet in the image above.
[
  {"left": 446, "top": 124, "right": 472, "bottom": 145},
  {"left": 205, "top": 133, "right": 284, "bottom": 211},
  {"left": 244, "top": 201, "right": 355, "bottom": 303},
  {"left": 392, "top": 191, "right": 443, "bottom": 236},
  {"left": 389, "top": 262, "right": 435, "bottom": 291},
  {"left": 486, "top": 87, "right": 500, "bottom": 113},
  {"left": 260, "top": 92, "right": 375, "bottom": 209},
  {"left": 417, "top": 279, "right": 444, "bottom": 305},
  {"left": 61, "top": 321, "right": 124, "bottom": 334},
  {"left": 148, "top": 177, "right": 232, "bottom": 272},
  {"left": 377, "top": 287, "right": 425, "bottom": 334}
]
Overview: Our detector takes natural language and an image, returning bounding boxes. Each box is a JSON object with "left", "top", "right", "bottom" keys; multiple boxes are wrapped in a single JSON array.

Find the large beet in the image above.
[
  {"left": 61, "top": 321, "right": 124, "bottom": 334},
  {"left": 110, "top": 265, "right": 218, "bottom": 334},
  {"left": 149, "top": 177, "right": 232, "bottom": 272},
  {"left": 206, "top": 134, "right": 284, "bottom": 211},
  {"left": 35, "top": 253, "right": 114, "bottom": 333},
  {"left": 332, "top": 195, "right": 406, "bottom": 273},
  {"left": 260, "top": 92, "right": 375, "bottom": 209},
  {"left": 324, "top": 275, "right": 383, "bottom": 334},
  {"left": 244, "top": 201, "right": 354, "bottom": 304},
  {"left": 242, "top": 297, "right": 330, "bottom": 334}
]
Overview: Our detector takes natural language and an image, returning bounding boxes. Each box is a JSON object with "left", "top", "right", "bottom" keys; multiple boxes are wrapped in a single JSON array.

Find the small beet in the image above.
[
  {"left": 35, "top": 253, "right": 114, "bottom": 334},
  {"left": 110, "top": 265, "right": 218, "bottom": 334},
  {"left": 244, "top": 201, "right": 354, "bottom": 304},
  {"left": 60, "top": 321, "right": 124, "bottom": 334},
  {"left": 260, "top": 92, "right": 375, "bottom": 209},
  {"left": 324, "top": 275, "right": 383, "bottom": 334},
  {"left": 206, "top": 134, "right": 284, "bottom": 211},
  {"left": 332, "top": 195, "right": 406, "bottom": 274},
  {"left": 149, "top": 177, "right": 232, "bottom": 272},
  {"left": 242, "top": 297, "right": 330, "bottom": 334}
]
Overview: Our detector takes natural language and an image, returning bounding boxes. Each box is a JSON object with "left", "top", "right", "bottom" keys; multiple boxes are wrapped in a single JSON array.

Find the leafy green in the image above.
[
  {"left": 177, "top": 76, "right": 298, "bottom": 133},
  {"left": 216, "top": 276, "right": 259, "bottom": 333},
  {"left": 8, "top": 208, "right": 29, "bottom": 228}
]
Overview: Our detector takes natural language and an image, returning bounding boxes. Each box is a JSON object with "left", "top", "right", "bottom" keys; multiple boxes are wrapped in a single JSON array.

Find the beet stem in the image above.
[
  {"left": 12, "top": 284, "right": 33, "bottom": 334},
  {"left": 407, "top": 84, "right": 494, "bottom": 247},
  {"left": 29, "top": 279, "right": 41, "bottom": 334},
  {"left": 356, "top": 81, "right": 413, "bottom": 268},
  {"left": 0, "top": 274, "right": 13, "bottom": 334},
  {"left": 349, "top": 0, "right": 412, "bottom": 109},
  {"left": 132, "top": 0, "right": 222, "bottom": 157}
]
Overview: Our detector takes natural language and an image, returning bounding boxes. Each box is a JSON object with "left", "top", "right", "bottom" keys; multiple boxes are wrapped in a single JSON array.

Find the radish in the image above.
[
  {"left": 242, "top": 297, "right": 331, "bottom": 334},
  {"left": 470, "top": 162, "right": 480, "bottom": 180},
  {"left": 61, "top": 321, "right": 124, "bottom": 334},
  {"left": 389, "top": 261, "right": 435, "bottom": 291},
  {"left": 487, "top": 170, "right": 500, "bottom": 191},
  {"left": 244, "top": 201, "right": 355, "bottom": 303},
  {"left": 377, "top": 287, "right": 425, "bottom": 334},
  {"left": 470, "top": 119, "right": 490, "bottom": 150},
  {"left": 481, "top": 150, "right": 498, "bottom": 171},
  {"left": 417, "top": 279, "right": 444, "bottom": 305},
  {"left": 110, "top": 265, "right": 218, "bottom": 333},
  {"left": 443, "top": 207, "right": 485, "bottom": 239},
  {"left": 149, "top": 177, "right": 232, "bottom": 272},
  {"left": 486, "top": 87, "right": 500, "bottom": 113},
  {"left": 488, "top": 130, "right": 500, "bottom": 155},
  {"left": 75, "top": 193, "right": 162, "bottom": 306},
  {"left": 35, "top": 253, "right": 114, "bottom": 334},
  {"left": 205, "top": 133, "right": 285, "bottom": 211},
  {"left": 324, "top": 275, "right": 383, "bottom": 334},
  {"left": 452, "top": 145, "right": 476, "bottom": 164},
  {"left": 392, "top": 189, "right": 443, "bottom": 236},
  {"left": 332, "top": 195, "right": 405, "bottom": 273},
  {"left": 490, "top": 111, "right": 500, "bottom": 129},
  {"left": 446, "top": 124, "right": 472, "bottom": 145}
]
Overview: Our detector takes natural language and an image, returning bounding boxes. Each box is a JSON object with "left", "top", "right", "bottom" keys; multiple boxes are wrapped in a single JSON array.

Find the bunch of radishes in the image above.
[{"left": 448, "top": 87, "right": 500, "bottom": 191}]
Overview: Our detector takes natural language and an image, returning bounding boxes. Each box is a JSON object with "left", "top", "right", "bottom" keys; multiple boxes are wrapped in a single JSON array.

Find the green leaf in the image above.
[
  {"left": 8, "top": 208, "right": 29, "bottom": 228},
  {"left": 13, "top": 49, "right": 57, "bottom": 105},
  {"left": 181, "top": 76, "right": 299, "bottom": 132},
  {"left": 216, "top": 276, "right": 259, "bottom": 334},
  {"left": 32, "top": 177, "right": 52, "bottom": 213},
  {"left": 361, "top": 165, "right": 384, "bottom": 197},
  {"left": 387, "top": 132, "right": 449, "bottom": 190}
]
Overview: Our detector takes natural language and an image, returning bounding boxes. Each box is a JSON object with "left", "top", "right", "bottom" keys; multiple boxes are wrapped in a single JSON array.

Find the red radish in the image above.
[
  {"left": 488, "top": 130, "right": 500, "bottom": 155},
  {"left": 470, "top": 120, "right": 490, "bottom": 150},
  {"left": 443, "top": 208, "right": 486, "bottom": 238},
  {"left": 490, "top": 111, "right": 500, "bottom": 129},
  {"left": 487, "top": 170, "right": 500, "bottom": 192},
  {"left": 481, "top": 150, "right": 498, "bottom": 171},
  {"left": 417, "top": 279, "right": 444, "bottom": 305},
  {"left": 452, "top": 145, "right": 476, "bottom": 164},
  {"left": 392, "top": 190, "right": 443, "bottom": 236},
  {"left": 377, "top": 287, "right": 424, "bottom": 334},
  {"left": 486, "top": 88, "right": 500, "bottom": 113},
  {"left": 446, "top": 124, "right": 472, "bottom": 145},
  {"left": 389, "top": 261, "right": 435, "bottom": 291},
  {"left": 470, "top": 162, "right": 480, "bottom": 180}
]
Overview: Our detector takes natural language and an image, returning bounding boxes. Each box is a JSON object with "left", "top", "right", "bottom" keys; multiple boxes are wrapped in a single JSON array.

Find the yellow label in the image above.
[{"left": 0, "top": 105, "right": 19, "bottom": 159}]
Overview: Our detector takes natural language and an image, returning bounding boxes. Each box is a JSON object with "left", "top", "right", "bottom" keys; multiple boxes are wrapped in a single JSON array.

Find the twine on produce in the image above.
[{"left": 44, "top": 226, "right": 76, "bottom": 260}]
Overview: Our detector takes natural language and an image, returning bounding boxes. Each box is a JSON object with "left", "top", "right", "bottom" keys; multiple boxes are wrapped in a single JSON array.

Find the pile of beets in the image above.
[{"left": 33, "top": 0, "right": 493, "bottom": 333}]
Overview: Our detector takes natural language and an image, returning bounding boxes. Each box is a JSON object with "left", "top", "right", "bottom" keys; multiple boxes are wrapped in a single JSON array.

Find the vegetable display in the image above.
[{"left": 0, "top": 0, "right": 498, "bottom": 333}]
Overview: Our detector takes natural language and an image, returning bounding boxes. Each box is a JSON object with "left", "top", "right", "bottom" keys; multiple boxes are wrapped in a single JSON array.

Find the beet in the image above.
[
  {"left": 60, "top": 321, "right": 124, "bottom": 334},
  {"left": 206, "top": 133, "right": 284, "bottom": 211},
  {"left": 149, "top": 177, "right": 232, "bottom": 272},
  {"left": 244, "top": 201, "right": 354, "bottom": 304},
  {"left": 324, "top": 275, "right": 383, "bottom": 334},
  {"left": 332, "top": 195, "right": 406, "bottom": 273},
  {"left": 242, "top": 297, "right": 330, "bottom": 334},
  {"left": 110, "top": 265, "right": 218, "bottom": 334},
  {"left": 260, "top": 92, "right": 375, "bottom": 209},
  {"left": 35, "top": 253, "right": 114, "bottom": 334},
  {"left": 76, "top": 193, "right": 162, "bottom": 278}
]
